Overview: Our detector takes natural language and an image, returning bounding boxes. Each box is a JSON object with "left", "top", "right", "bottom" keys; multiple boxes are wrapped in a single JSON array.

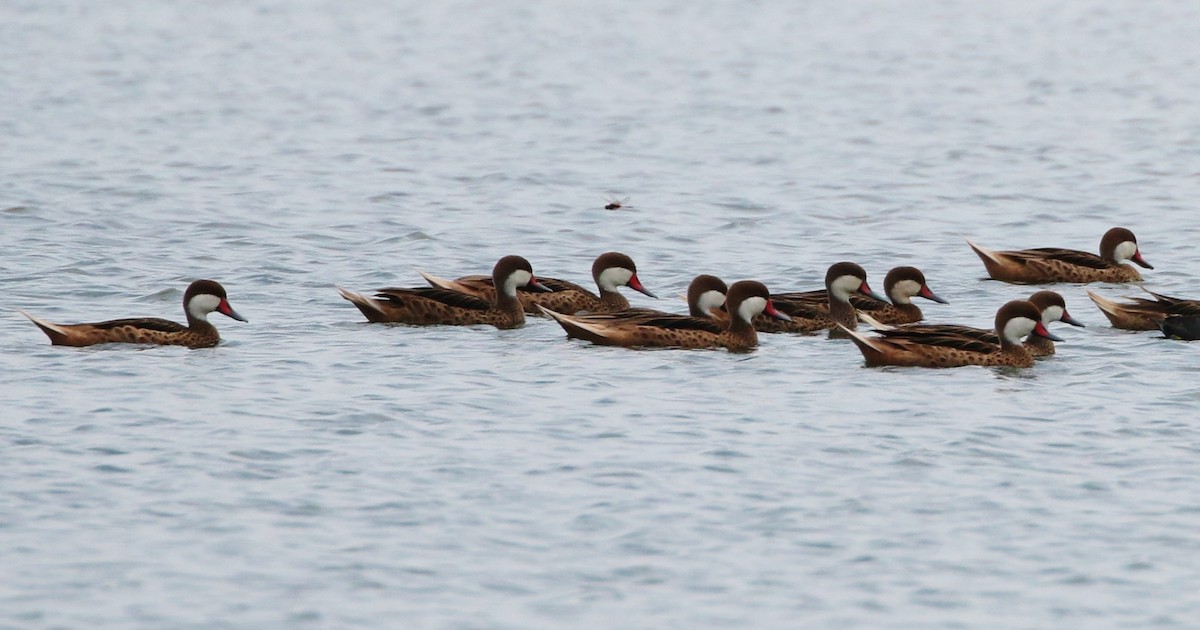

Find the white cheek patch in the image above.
[
  {"left": 737, "top": 296, "right": 767, "bottom": 323},
  {"left": 892, "top": 279, "right": 921, "bottom": 305},
  {"left": 504, "top": 269, "right": 533, "bottom": 296},
  {"left": 1002, "top": 316, "right": 1037, "bottom": 344},
  {"left": 1041, "top": 305, "right": 1064, "bottom": 325},
  {"left": 1113, "top": 241, "right": 1138, "bottom": 263},
  {"left": 188, "top": 294, "right": 222, "bottom": 321},
  {"left": 597, "top": 267, "right": 634, "bottom": 292},
  {"left": 696, "top": 290, "right": 726, "bottom": 316},
  {"left": 830, "top": 275, "right": 862, "bottom": 301}
]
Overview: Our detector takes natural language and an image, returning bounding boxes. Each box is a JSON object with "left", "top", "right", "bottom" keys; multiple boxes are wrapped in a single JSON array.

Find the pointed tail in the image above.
[
  {"left": 336, "top": 286, "right": 387, "bottom": 321},
  {"left": 18, "top": 309, "right": 69, "bottom": 344}
]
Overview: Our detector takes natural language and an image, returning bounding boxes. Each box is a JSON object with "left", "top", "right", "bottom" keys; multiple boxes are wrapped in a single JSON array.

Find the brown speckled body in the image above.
[
  {"left": 24, "top": 316, "right": 221, "bottom": 348},
  {"left": 1087, "top": 289, "right": 1200, "bottom": 331},
  {"left": 340, "top": 286, "right": 526, "bottom": 328},
  {"left": 967, "top": 227, "right": 1152, "bottom": 284},
  {"left": 844, "top": 301, "right": 1057, "bottom": 368},
  {"left": 20, "top": 279, "right": 245, "bottom": 349},
  {"left": 858, "top": 291, "right": 1078, "bottom": 359},
  {"left": 866, "top": 322, "right": 1058, "bottom": 358}
]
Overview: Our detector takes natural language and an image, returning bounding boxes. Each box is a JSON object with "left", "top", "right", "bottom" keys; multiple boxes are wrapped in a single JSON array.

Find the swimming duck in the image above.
[
  {"left": 842, "top": 300, "right": 1062, "bottom": 368},
  {"left": 860, "top": 290, "right": 1082, "bottom": 358},
  {"left": 538, "top": 280, "right": 789, "bottom": 352},
  {"left": 966, "top": 227, "right": 1152, "bottom": 284},
  {"left": 761, "top": 262, "right": 888, "bottom": 336},
  {"left": 338, "top": 255, "right": 549, "bottom": 329},
  {"left": 19, "top": 279, "right": 246, "bottom": 348},
  {"left": 1087, "top": 288, "right": 1200, "bottom": 331},
  {"left": 420, "top": 251, "right": 655, "bottom": 315}
]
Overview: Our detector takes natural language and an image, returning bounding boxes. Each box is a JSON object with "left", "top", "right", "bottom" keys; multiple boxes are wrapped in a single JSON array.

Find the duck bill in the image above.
[
  {"left": 1059, "top": 310, "right": 1085, "bottom": 327},
  {"left": 859, "top": 281, "right": 889, "bottom": 303},
  {"left": 219, "top": 300, "right": 248, "bottom": 322},
  {"left": 1132, "top": 251, "right": 1153, "bottom": 269},
  {"left": 919, "top": 285, "right": 949, "bottom": 304},
  {"left": 765, "top": 300, "right": 792, "bottom": 322},
  {"left": 628, "top": 274, "right": 657, "bottom": 298},
  {"left": 527, "top": 277, "right": 554, "bottom": 293},
  {"left": 1032, "top": 321, "right": 1064, "bottom": 342}
]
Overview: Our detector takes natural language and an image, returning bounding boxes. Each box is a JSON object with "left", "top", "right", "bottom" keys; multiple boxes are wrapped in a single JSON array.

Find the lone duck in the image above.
[
  {"left": 338, "top": 255, "right": 549, "bottom": 329},
  {"left": 841, "top": 300, "right": 1063, "bottom": 368},
  {"left": 966, "top": 227, "right": 1152, "bottom": 284},
  {"left": 19, "top": 279, "right": 246, "bottom": 348},
  {"left": 860, "top": 290, "right": 1082, "bottom": 358},
  {"left": 420, "top": 251, "right": 655, "bottom": 315},
  {"left": 1087, "top": 288, "right": 1200, "bottom": 331},
  {"left": 538, "top": 280, "right": 790, "bottom": 352}
]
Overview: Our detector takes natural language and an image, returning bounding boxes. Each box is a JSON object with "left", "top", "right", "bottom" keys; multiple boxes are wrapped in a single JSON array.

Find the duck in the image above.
[
  {"left": 759, "top": 262, "right": 889, "bottom": 336},
  {"left": 538, "top": 280, "right": 790, "bottom": 352},
  {"left": 19, "top": 279, "right": 247, "bottom": 348},
  {"left": 1087, "top": 288, "right": 1200, "bottom": 331},
  {"left": 1157, "top": 317, "right": 1200, "bottom": 340},
  {"left": 966, "top": 227, "right": 1152, "bottom": 284},
  {"left": 338, "top": 255, "right": 549, "bottom": 329},
  {"left": 841, "top": 300, "right": 1063, "bottom": 368},
  {"left": 420, "top": 251, "right": 655, "bottom": 315},
  {"left": 859, "top": 290, "right": 1082, "bottom": 358}
]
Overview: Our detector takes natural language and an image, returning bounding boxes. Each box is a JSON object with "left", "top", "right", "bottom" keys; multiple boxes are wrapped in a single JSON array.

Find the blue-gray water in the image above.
[{"left": 4, "top": 1, "right": 1200, "bottom": 627}]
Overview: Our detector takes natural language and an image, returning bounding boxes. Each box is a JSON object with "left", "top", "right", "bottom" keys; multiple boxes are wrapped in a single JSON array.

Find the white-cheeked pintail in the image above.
[
  {"left": 966, "top": 227, "right": 1152, "bottom": 284},
  {"left": 20, "top": 279, "right": 247, "bottom": 348}
]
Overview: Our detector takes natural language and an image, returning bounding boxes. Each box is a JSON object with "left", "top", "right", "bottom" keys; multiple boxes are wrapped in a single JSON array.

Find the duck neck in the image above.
[
  {"left": 828, "top": 296, "right": 857, "bottom": 329},
  {"left": 495, "top": 288, "right": 522, "bottom": 316},
  {"left": 893, "top": 302, "right": 922, "bottom": 321},
  {"left": 185, "top": 310, "right": 216, "bottom": 333},
  {"left": 599, "top": 289, "right": 629, "bottom": 309},
  {"left": 725, "top": 315, "right": 759, "bottom": 351}
]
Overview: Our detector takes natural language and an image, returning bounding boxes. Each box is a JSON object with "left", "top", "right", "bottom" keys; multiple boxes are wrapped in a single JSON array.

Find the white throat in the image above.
[
  {"left": 696, "top": 290, "right": 726, "bottom": 317},
  {"left": 830, "top": 275, "right": 862, "bottom": 302},
  {"left": 187, "top": 294, "right": 221, "bottom": 322},
  {"left": 736, "top": 296, "right": 767, "bottom": 324},
  {"left": 1113, "top": 241, "right": 1137, "bottom": 263},
  {"left": 1001, "top": 316, "right": 1037, "bottom": 344},
  {"left": 891, "top": 279, "right": 921, "bottom": 305},
  {"left": 503, "top": 270, "right": 533, "bottom": 297},
  {"left": 596, "top": 267, "right": 633, "bottom": 292}
]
